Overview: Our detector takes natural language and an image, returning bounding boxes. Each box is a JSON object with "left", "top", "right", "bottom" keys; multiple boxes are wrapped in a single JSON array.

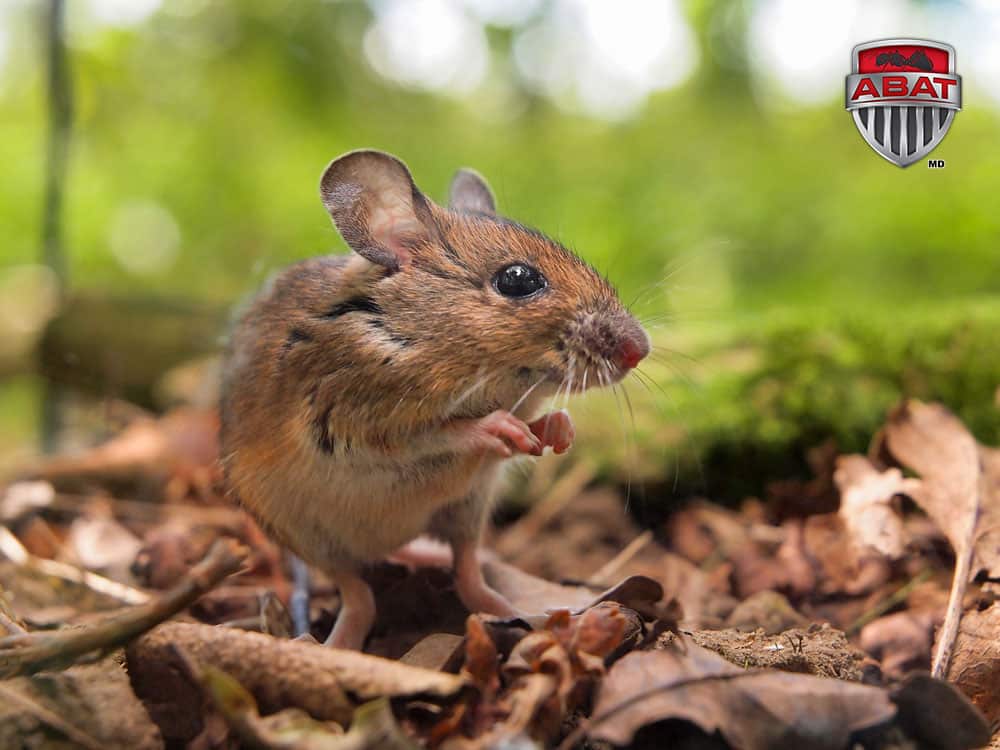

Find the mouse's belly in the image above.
[{"left": 235, "top": 440, "right": 498, "bottom": 569}]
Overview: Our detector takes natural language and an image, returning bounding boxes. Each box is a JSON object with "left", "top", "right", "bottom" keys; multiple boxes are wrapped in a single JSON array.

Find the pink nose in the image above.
[{"left": 615, "top": 334, "right": 649, "bottom": 371}]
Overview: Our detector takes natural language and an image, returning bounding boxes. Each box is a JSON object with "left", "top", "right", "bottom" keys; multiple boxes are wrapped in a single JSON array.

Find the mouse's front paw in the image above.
[
  {"left": 528, "top": 409, "right": 575, "bottom": 454},
  {"left": 473, "top": 410, "right": 543, "bottom": 457}
]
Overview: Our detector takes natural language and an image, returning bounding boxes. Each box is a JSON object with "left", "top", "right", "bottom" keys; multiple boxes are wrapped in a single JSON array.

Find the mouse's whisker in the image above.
[
  {"left": 629, "top": 368, "right": 655, "bottom": 398},
  {"left": 548, "top": 352, "right": 575, "bottom": 419},
  {"left": 633, "top": 367, "right": 672, "bottom": 401},
  {"left": 448, "top": 366, "right": 491, "bottom": 414},
  {"left": 562, "top": 361, "right": 576, "bottom": 409},
  {"left": 510, "top": 374, "right": 547, "bottom": 415}
]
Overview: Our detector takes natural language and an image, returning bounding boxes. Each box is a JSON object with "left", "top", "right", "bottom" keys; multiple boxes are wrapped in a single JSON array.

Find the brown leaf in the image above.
[
  {"left": 587, "top": 637, "right": 895, "bottom": 750},
  {"left": 199, "top": 664, "right": 418, "bottom": 750},
  {"left": 462, "top": 616, "right": 499, "bottom": 693},
  {"left": 860, "top": 611, "right": 936, "bottom": 679},
  {"left": 946, "top": 602, "right": 1000, "bottom": 727},
  {"left": 834, "top": 454, "right": 914, "bottom": 559},
  {"left": 400, "top": 633, "right": 465, "bottom": 673},
  {"left": 483, "top": 556, "right": 596, "bottom": 613},
  {"left": 0, "top": 656, "right": 163, "bottom": 750},
  {"left": 884, "top": 400, "right": 997, "bottom": 581}
]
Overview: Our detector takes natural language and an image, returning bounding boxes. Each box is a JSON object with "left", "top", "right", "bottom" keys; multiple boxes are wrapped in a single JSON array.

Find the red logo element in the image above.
[{"left": 845, "top": 39, "right": 961, "bottom": 167}]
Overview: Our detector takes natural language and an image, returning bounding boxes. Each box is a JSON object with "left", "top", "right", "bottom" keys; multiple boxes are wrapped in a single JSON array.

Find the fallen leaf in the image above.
[
  {"left": 884, "top": 401, "right": 997, "bottom": 581},
  {"left": 834, "top": 454, "right": 914, "bottom": 559},
  {"left": 400, "top": 632, "right": 465, "bottom": 672},
  {"left": 945, "top": 602, "right": 1000, "bottom": 727},
  {"left": 0, "top": 481, "right": 55, "bottom": 522},
  {"left": 67, "top": 508, "right": 143, "bottom": 577},
  {"left": 860, "top": 611, "right": 936, "bottom": 678},
  {"left": 199, "top": 663, "right": 419, "bottom": 750},
  {"left": 0, "top": 656, "right": 162, "bottom": 750},
  {"left": 587, "top": 637, "right": 895, "bottom": 750},
  {"left": 483, "top": 556, "right": 597, "bottom": 613},
  {"left": 884, "top": 400, "right": 999, "bottom": 679}
]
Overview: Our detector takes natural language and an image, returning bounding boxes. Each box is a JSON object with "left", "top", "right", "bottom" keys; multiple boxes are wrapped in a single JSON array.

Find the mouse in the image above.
[{"left": 219, "top": 149, "right": 650, "bottom": 649}]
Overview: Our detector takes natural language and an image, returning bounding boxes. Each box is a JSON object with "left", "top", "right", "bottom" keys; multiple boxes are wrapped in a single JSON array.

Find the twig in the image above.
[
  {"left": 0, "top": 525, "right": 150, "bottom": 605},
  {"left": 587, "top": 530, "right": 653, "bottom": 587},
  {"left": 0, "top": 538, "right": 247, "bottom": 679},
  {"left": 931, "top": 475, "right": 982, "bottom": 679}
]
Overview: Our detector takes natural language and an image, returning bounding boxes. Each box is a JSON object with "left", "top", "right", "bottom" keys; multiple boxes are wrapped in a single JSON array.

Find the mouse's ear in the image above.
[
  {"left": 320, "top": 150, "right": 437, "bottom": 271},
  {"left": 449, "top": 168, "right": 496, "bottom": 216}
]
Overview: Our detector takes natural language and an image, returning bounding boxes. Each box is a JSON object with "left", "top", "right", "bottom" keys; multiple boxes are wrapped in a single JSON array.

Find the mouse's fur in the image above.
[{"left": 220, "top": 150, "right": 649, "bottom": 647}]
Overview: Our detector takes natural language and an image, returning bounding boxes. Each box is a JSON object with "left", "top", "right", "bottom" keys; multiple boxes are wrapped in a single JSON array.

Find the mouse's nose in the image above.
[{"left": 614, "top": 326, "right": 650, "bottom": 371}]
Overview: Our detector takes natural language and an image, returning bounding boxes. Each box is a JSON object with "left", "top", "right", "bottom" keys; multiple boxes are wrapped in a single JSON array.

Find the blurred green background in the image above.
[{"left": 1, "top": 0, "right": 998, "bottom": 500}]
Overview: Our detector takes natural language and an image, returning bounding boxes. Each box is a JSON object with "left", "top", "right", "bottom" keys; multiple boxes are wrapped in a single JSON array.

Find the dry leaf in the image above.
[
  {"left": 860, "top": 611, "right": 936, "bottom": 679},
  {"left": 834, "top": 454, "right": 914, "bottom": 559},
  {"left": 946, "top": 602, "right": 1000, "bottom": 727},
  {"left": 884, "top": 401, "right": 997, "bottom": 581},
  {"left": 588, "top": 637, "right": 895, "bottom": 750},
  {"left": 0, "top": 656, "right": 162, "bottom": 750},
  {"left": 200, "top": 664, "right": 418, "bottom": 750},
  {"left": 483, "top": 557, "right": 597, "bottom": 613},
  {"left": 67, "top": 511, "right": 143, "bottom": 575},
  {"left": 400, "top": 632, "right": 465, "bottom": 672},
  {"left": 884, "top": 400, "right": 999, "bottom": 679}
]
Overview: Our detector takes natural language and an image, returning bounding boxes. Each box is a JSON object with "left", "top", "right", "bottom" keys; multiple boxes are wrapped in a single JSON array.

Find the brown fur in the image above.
[{"left": 220, "top": 150, "right": 648, "bottom": 633}]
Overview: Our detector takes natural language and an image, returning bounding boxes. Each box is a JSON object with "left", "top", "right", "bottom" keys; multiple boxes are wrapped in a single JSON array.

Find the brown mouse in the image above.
[{"left": 220, "top": 149, "right": 649, "bottom": 649}]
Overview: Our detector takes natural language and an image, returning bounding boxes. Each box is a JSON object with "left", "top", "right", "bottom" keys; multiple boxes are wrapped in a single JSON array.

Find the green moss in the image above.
[{"left": 573, "top": 299, "right": 1000, "bottom": 502}]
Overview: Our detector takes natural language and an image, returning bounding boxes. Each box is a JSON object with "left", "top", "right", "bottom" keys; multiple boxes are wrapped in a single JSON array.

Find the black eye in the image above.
[{"left": 493, "top": 263, "right": 547, "bottom": 298}]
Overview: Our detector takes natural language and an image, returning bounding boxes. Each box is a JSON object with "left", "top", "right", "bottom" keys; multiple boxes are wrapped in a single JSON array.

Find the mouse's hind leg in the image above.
[
  {"left": 428, "top": 492, "right": 523, "bottom": 619},
  {"left": 325, "top": 568, "right": 376, "bottom": 650}
]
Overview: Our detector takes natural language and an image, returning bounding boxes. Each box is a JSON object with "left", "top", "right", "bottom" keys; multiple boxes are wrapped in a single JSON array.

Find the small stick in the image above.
[
  {"left": 0, "top": 525, "right": 149, "bottom": 605},
  {"left": 0, "top": 538, "right": 247, "bottom": 679},
  {"left": 587, "top": 530, "right": 653, "bottom": 587},
  {"left": 931, "top": 476, "right": 982, "bottom": 679}
]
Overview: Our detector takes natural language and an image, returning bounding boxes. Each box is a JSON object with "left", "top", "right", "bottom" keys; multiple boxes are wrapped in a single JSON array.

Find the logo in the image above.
[{"left": 845, "top": 39, "right": 961, "bottom": 167}]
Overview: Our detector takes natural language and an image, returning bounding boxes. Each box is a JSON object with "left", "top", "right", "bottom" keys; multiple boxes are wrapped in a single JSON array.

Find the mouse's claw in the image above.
[{"left": 474, "top": 410, "right": 543, "bottom": 457}]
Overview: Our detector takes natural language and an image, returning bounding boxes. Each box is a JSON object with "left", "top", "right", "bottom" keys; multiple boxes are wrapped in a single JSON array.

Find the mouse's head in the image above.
[{"left": 320, "top": 149, "right": 649, "bottom": 415}]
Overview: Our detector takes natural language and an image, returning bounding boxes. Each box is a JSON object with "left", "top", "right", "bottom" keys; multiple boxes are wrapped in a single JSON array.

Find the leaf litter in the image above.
[{"left": 0, "top": 399, "right": 997, "bottom": 748}]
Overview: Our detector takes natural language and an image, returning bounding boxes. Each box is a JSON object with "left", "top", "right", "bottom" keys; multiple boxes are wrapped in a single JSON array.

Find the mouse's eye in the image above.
[{"left": 493, "top": 263, "right": 547, "bottom": 298}]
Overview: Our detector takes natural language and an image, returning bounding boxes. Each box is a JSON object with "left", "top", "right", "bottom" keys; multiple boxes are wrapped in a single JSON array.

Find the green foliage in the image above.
[
  {"left": 1, "top": 2, "right": 998, "bottom": 491},
  {"left": 575, "top": 301, "right": 1000, "bottom": 501}
]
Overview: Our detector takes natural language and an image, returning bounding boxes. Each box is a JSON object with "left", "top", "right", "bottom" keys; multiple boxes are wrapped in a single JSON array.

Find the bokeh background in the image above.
[{"left": 1, "top": 0, "right": 998, "bottom": 505}]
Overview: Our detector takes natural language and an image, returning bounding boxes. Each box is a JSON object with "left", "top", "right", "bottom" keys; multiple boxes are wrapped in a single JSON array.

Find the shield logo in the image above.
[{"left": 845, "top": 39, "right": 962, "bottom": 167}]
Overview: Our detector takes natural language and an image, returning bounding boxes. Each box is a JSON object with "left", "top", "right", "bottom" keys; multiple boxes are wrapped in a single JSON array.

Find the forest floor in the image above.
[{"left": 0, "top": 398, "right": 998, "bottom": 749}]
